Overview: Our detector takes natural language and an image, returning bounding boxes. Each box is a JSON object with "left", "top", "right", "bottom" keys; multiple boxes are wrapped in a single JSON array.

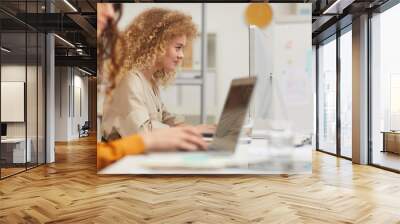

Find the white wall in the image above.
[
  {"left": 1, "top": 64, "right": 46, "bottom": 163},
  {"left": 55, "top": 67, "right": 69, "bottom": 141},
  {"left": 1, "top": 65, "right": 26, "bottom": 140},
  {"left": 72, "top": 73, "right": 89, "bottom": 138},
  {"left": 54, "top": 67, "right": 89, "bottom": 141},
  {"left": 206, "top": 4, "right": 249, "bottom": 120},
  {"left": 268, "top": 15, "right": 313, "bottom": 134},
  {"left": 1, "top": 65, "right": 31, "bottom": 137}
]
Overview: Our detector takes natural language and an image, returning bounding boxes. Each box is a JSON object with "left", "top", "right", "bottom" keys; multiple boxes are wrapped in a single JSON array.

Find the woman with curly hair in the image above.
[
  {"left": 97, "top": 4, "right": 207, "bottom": 169},
  {"left": 102, "top": 7, "right": 215, "bottom": 140}
]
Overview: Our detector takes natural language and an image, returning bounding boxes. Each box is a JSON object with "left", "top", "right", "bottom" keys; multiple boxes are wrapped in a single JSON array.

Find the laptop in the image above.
[
  {"left": 207, "top": 76, "right": 256, "bottom": 153},
  {"left": 1, "top": 123, "right": 7, "bottom": 140},
  {"left": 136, "top": 77, "right": 260, "bottom": 169}
]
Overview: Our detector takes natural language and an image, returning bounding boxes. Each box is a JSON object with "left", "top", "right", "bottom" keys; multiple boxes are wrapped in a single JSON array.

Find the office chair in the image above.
[{"left": 79, "top": 121, "right": 90, "bottom": 138}]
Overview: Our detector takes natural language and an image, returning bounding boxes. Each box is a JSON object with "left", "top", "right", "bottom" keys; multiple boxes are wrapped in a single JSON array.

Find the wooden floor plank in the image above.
[{"left": 0, "top": 136, "right": 399, "bottom": 223}]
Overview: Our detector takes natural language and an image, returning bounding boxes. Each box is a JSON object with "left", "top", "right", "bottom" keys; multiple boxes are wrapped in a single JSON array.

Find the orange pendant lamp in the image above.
[{"left": 245, "top": 3, "right": 273, "bottom": 28}]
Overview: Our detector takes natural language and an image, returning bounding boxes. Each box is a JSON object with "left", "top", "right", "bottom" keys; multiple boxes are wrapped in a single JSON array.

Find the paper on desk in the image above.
[{"left": 135, "top": 151, "right": 271, "bottom": 170}]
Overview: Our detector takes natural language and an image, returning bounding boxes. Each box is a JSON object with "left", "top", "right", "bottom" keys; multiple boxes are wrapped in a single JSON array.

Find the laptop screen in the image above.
[
  {"left": 210, "top": 77, "right": 256, "bottom": 152},
  {"left": 1, "top": 123, "right": 7, "bottom": 137}
]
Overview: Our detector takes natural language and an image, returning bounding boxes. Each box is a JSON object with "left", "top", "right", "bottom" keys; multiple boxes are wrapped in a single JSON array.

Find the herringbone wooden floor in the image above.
[{"left": 1, "top": 136, "right": 400, "bottom": 223}]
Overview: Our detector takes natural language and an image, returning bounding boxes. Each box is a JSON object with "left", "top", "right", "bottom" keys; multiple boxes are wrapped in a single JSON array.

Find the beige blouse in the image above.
[{"left": 101, "top": 70, "right": 183, "bottom": 140}]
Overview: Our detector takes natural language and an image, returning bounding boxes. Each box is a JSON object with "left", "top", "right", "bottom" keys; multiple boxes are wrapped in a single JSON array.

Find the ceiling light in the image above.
[
  {"left": 1, "top": 47, "right": 11, "bottom": 53},
  {"left": 322, "top": 0, "right": 354, "bottom": 15},
  {"left": 76, "top": 48, "right": 86, "bottom": 55},
  {"left": 54, "top": 34, "right": 75, "bottom": 48},
  {"left": 63, "top": 0, "right": 78, "bottom": 12},
  {"left": 78, "top": 67, "right": 93, "bottom": 76}
]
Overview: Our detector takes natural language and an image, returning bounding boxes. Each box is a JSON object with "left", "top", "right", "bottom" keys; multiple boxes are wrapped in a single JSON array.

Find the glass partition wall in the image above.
[
  {"left": 316, "top": 27, "right": 353, "bottom": 159},
  {"left": 0, "top": 1, "right": 46, "bottom": 179},
  {"left": 0, "top": 30, "right": 28, "bottom": 177},
  {"left": 317, "top": 36, "right": 337, "bottom": 155},
  {"left": 316, "top": 0, "right": 400, "bottom": 172},
  {"left": 370, "top": 3, "right": 400, "bottom": 172},
  {"left": 339, "top": 28, "right": 352, "bottom": 159}
]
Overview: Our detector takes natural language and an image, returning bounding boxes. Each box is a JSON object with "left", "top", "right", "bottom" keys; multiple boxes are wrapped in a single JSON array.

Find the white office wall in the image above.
[
  {"left": 268, "top": 17, "right": 313, "bottom": 134},
  {"left": 54, "top": 67, "right": 89, "bottom": 141},
  {"left": 206, "top": 4, "right": 249, "bottom": 120},
  {"left": 72, "top": 73, "right": 89, "bottom": 138},
  {"left": 1, "top": 65, "right": 25, "bottom": 138},
  {"left": 1, "top": 65, "right": 26, "bottom": 81},
  {"left": 1, "top": 64, "right": 46, "bottom": 165},
  {"left": 55, "top": 67, "right": 70, "bottom": 141},
  {"left": 1, "top": 65, "right": 30, "bottom": 137},
  {"left": 1, "top": 82, "right": 24, "bottom": 122}
]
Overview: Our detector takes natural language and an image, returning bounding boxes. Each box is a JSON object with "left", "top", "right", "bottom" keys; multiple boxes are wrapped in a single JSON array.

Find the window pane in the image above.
[
  {"left": 1, "top": 30, "right": 27, "bottom": 177},
  {"left": 38, "top": 33, "right": 45, "bottom": 165},
  {"left": 0, "top": 0, "right": 46, "bottom": 178},
  {"left": 318, "top": 38, "right": 337, "bottom": 154},
  {"left": 27, "top": 31, "right": 38, "bottom": 169},
  {"left": 340, "top": 30, "right": 352, "bottom": 158},
  {"left": 371, "top": 3, "right": 400, "bottom": 171}
]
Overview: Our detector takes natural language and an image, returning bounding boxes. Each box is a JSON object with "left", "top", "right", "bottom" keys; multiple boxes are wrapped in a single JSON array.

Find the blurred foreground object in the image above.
[{"left": 245, "top": 3, "right": 273, "bottom": 28}]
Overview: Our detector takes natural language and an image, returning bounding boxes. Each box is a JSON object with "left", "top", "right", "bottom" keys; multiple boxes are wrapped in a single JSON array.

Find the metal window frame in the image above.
[
  {"left": 315, "top": 22, "right": 353, "bottom": 162},
  {"left": 316, "top": 0, "right": 400, "bottom": 172},
  {"left": 0, "top": 0, "right": 47, "bottom": 180},
  {"left": 368, "top": 1, "right": 400, "bottom": 173}
]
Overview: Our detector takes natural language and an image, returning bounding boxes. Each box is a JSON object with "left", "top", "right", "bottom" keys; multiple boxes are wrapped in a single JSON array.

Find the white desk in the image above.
[
  {"left": 1, "top": 138, "right": 31, "bottom": 163},
  {"left": 99, "top": 139, "right": 312, "bottom": 175}
]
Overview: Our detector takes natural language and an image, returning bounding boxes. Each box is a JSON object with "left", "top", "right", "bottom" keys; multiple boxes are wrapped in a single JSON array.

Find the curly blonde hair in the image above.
[{"left": 119, "top": 8, "right": 197, "bottom": 86}]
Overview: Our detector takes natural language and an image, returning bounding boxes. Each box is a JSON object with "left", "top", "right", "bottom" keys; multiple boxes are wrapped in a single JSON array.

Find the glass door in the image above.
[
  {"left": 370, "top": 3, "right": 400, "bottom": 171},
  {"left": 339, "top": 28, "right": 352, "bottom": 159},
  {"left": 317, "top": 36, "right": 337, "bottom": 155}
]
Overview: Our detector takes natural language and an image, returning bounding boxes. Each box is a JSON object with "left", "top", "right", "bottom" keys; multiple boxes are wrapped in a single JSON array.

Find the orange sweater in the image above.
[{"left": 97, "top": 134, "right": 145, "bottom": 170}]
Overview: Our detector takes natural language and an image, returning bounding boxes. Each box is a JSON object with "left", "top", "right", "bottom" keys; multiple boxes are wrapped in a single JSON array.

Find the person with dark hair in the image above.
[{"left": 97, "top": 3, "right": 207, "bottom": 170}]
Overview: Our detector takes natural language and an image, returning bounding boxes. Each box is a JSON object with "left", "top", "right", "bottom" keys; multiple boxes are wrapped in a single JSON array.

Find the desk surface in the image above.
[
  {"left": 381, "top": 131, "right": 400, "bottom": 134},
  {"left": 99, "top": 139, "right": 312, "bottom": 175},
  {"left": 1, "top": 138, "right": 26, "bottom": 143}
]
